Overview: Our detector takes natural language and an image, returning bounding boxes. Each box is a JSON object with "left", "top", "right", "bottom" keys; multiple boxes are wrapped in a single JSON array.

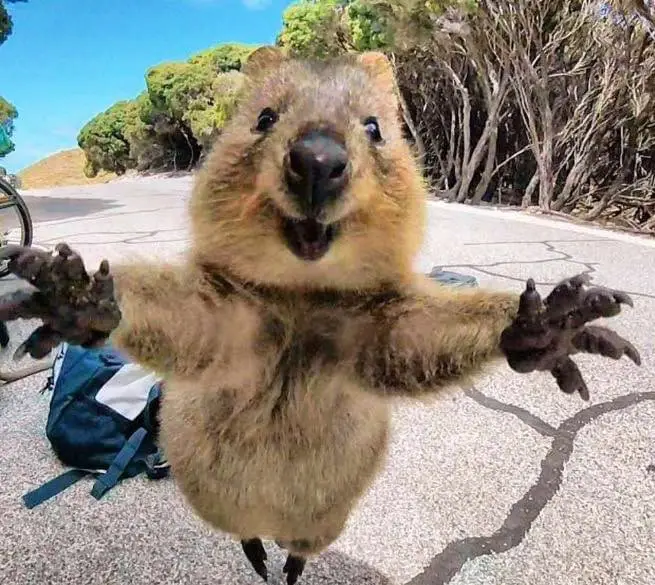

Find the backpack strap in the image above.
[
  {"left": 22, "top": 427, "right": 167, "bottom": 508},
  {"left": 90, "top": 427, "right": 148, "bottom": 500},
  {"left": 22, "top": 469, "right": 91, "bottom": 510}
]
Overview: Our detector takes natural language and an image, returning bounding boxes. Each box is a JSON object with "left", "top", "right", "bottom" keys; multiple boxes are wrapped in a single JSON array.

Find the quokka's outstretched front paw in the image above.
[
  {"left": 500, "top": 275, "right": 641, "bottom": 400},
  {"left": 0, "top": 243, "right": 122, "bottom": 359}
]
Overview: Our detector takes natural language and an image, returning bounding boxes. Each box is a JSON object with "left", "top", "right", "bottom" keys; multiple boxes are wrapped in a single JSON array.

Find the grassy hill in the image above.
[{"left": 17, "top": 148, "right": 117, "bottom": 189}]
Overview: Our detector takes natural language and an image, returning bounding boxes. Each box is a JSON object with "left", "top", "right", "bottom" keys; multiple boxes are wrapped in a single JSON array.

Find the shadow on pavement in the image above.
[
  {"left": 269, "top": 549, "right": 393, "bottom": 585},
  {"left": 19, "top": 195, "right": 121, "bottom": 223}
]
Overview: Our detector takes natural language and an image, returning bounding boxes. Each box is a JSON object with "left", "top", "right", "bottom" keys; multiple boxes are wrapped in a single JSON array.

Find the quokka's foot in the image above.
[
  {"left": 241, "top": 538, "right": 268, "bottom": 582},
  {"left": 500, "top": 274, "right": 641, "bottom": 400},
  {"left": 0, "top": 320, "right": 9, "bottom": 348},
  {"left": 283, "top": 553, "right": 307, "bottom": 585},
  {"left": 0, "top": 243, "right": 121, "bottom": 359}
]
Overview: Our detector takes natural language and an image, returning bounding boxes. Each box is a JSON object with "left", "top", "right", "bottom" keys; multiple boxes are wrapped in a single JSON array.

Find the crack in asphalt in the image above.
[
  {"left": 463, "top": 386, "right": 558, "bottom": 437},
  {"left": 404, "top": 390, "right": 655, "bottom": 585},
  {"left": 439, "top": 240, "right": 597, "bottom": 284},
  {"left": 439, "top": 240, "right": 655, "bottom": 300},
  {"left": 35, "top": 227, "right": 189, "bottom": 247},
  {"left": 462, "top": 239, "right": 611, "bottom": 246}
]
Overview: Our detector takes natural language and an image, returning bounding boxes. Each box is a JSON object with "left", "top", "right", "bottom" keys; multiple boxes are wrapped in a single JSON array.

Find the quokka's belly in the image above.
[{"left": 158, "top": 375, "right": 390, "bottom": 541}]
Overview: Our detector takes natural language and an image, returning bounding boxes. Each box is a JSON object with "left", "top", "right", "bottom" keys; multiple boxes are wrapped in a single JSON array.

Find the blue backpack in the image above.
[
  {"left": 23, "top": 342, "right": 170, "bottom": 509},
  {"left": 428, "top": 266, "right": 478, "bottom": 288}
]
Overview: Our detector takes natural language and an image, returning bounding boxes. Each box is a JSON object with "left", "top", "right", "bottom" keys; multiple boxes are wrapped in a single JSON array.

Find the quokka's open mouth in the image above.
[{"left": 281, "top": 216, "right": 339, "bottom": 262}]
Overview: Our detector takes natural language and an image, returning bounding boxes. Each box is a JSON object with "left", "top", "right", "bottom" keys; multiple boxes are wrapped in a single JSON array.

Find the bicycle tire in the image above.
[{"left": 0, "top": 178, "right": 33, "bottom": 278}]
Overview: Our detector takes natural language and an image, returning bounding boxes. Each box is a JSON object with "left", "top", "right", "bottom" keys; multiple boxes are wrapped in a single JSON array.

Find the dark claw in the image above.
[
  {"left": 0, "top": 289, "right": 44, "bottom": 322},
  {"left": 570, "top": 273, "right": 593, "bottom": 286},
  {"left": 6, "top": 248, "right": 56, "bottom": 289},
  {"left": 283, "top": 554, "right": 306, "bottom": 585},
  {"left": 63, "top": 253, "right": 87, "bottom": 282},
  {"left": 572, "top": 325, "right": 642, "bottom": 366},
  {"left": 54, "top": 242, "right": 73, "bottom": 258},
  {"left": 611, "top": 289, "right": 634, "bottom": 308},
  {"left": 241, "top": 538, "right": 268, "bottom": 582},
  {"left": 0, "top": 321, "right": 9, "bottom": 348},
  {"left": 544, "top": 273, "right": 591, "bottom": 316},
  {"left": 551, "top": 357, "right": 589, "bottom": 400},
  {"left": 584, "top": 286, "right": 632, "bottom": 315},
  {"left": 13, "top": 324, "right": 64, "bottom": 361},
  {"left": 18, "top": 254, "right": 46, "bottom": 283},
  {"left": 0, "top": 243, "right": 31, "bottom": 262},
  {"left": 90, "top": 260, "right": 116, "bottom": 303},
  {"left": 625, "top": 343, "right": 641, "bottom": 366}
]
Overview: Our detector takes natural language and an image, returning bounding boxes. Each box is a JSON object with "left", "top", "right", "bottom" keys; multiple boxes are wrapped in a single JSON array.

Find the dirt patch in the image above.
[{"left": 18, "top": 149, "right": 117, "bottom": 189}]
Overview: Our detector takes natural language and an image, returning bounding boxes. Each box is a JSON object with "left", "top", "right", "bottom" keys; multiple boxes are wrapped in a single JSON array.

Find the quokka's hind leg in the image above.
[
  {"left": 275, "top": 537, "right": 336, "bottom": 585},
  {"left": 241, "top": 538, "right": 269, "bottom": 582},
  {"left": 0, "top": 321, "right": 9, "bottom": 348},
  {"left": 240, "top": 537, "right": 315, "bottom": 584},
  {"left": 282, "top": 553, "right": 307, "bottom": 585}
]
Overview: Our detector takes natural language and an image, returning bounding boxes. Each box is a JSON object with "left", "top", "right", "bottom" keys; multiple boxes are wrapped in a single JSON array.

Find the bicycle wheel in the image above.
[{"left": 0, "top": 178, "right": 33, "bottom": 278}]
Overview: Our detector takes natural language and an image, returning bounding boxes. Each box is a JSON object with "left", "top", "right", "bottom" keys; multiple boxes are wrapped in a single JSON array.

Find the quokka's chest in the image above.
[{"left": 257, "top": 303, "right": 349, "bottom": 369}]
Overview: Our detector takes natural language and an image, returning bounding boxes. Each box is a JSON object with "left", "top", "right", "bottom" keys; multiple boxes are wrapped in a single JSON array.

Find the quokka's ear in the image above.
[
  {"left": 242, "top": 45, "right": 288, "bottom": 79},
  {"left": 356, "top": 51, "right": 396, "bottom": 94}
]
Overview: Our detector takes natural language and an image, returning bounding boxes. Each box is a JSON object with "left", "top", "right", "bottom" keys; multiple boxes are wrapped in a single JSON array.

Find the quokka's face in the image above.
[{"left": 190, "top": 48, "right": 427, "bottom": 291}]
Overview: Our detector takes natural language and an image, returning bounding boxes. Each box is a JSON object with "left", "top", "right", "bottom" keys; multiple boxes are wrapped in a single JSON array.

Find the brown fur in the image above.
[{"left": 105, "top": 48, "right": 521, "bottom": 561}]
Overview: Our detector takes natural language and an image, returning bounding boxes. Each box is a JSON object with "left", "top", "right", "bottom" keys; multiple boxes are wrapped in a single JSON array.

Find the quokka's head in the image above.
[{"left": 190, "top": 46, "right": 427, "bottom": 292}]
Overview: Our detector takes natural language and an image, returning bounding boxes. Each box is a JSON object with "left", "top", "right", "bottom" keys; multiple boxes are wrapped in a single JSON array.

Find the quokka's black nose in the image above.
[{"left": 285, "top": 130, "right": 349, "bottom": 217}]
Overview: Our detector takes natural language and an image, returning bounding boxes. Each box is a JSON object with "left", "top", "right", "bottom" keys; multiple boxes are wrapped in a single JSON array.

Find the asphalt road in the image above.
[
  {"left": 0, "top": 176, "right": 653, "bottom": 585},
  {"left": 19, "top": 191, "right": 122, "bottom": 223}
]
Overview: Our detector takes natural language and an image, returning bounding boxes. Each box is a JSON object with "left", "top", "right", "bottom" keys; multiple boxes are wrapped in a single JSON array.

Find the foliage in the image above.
[
  {"left": 0, "top": 1, "right": 11, "bottom": 46},
  {"left": 0, "top": 95, "right": 17, "bottom": 129},
  {"left": 187, "top": 43, "right": 257, "bottom": 71},
  {"left": 0, "top": 95, "right": 17, "bottom": 159},
  {"left": 78, "top": 43, "right": 253, "bottom": 176},
  {"left": 389, "top": 0, "right": 655, "bottom": 231},
  {"left": 77, "top": 100, "right": 140, "bottom": 177},
  {"left": 77, "top": 0, "right": 655, "bottom": 233},
  {"left": 277, "top": 0, "right": 349, "bottom": 57},
  {"left": 276, "top": 0, "right": 478, "bottom": 56},
  {"left": 1, "top": 0, "right": 28, "bottom": 157},
  {"left": 0, "top": 0, "right": 28, "bottom": 45}
]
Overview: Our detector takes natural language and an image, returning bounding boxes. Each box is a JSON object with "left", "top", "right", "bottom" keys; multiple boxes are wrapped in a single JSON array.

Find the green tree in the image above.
[
  {"left": 182, "top": 70, "right": 244, "bottom": 149},
  {"left": 187, "top": 42, "right": 257, "bottom": 72},
  {"left": 276, "top": 0, "right": 477, "bottom": 57},
  {"left": 144, "top": 43, "right": 252, "bottom": 157},
  {"left": 145, "top": 60, "right": 245, "bottom": 150},
  {"left": 77, "top": 100, "right": 142, "bottom": 177},
  {"left": 1, "top": 0, "right": 29, "bottom": 49},
  {"left": 78, "top": 42, "right": 254, "bottom": 175},
  {"left": 0, "top": 2, "right": 11, "bottom": 46},
  {"left": 0, "top": 96, "right": 17, "bottom": 156},
  {"left": 346, "top": 1, "right": 393, "bottom": 50},
  {"left": 0, "top": 96, "right": 17, "bottom": 125},
  {"left": 277, "top": 0, "right": 350, "bottom": 57},
  {"left": 1, "top": 1, "right": 28, "bottom": 157}
]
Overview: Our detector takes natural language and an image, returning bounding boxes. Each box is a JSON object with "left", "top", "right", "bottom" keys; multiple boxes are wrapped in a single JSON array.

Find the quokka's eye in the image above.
[
  {"left": 254, "top": 107, "right": 279, "bottom": 133},
  {"left": 363, "top": 116, "right": 383, "bottom": 143}
]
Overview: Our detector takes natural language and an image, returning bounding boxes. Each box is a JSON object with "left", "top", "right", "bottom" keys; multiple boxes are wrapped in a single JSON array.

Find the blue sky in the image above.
[{"left": 1, "top": 0, "right": 292, "bottom": 173}]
